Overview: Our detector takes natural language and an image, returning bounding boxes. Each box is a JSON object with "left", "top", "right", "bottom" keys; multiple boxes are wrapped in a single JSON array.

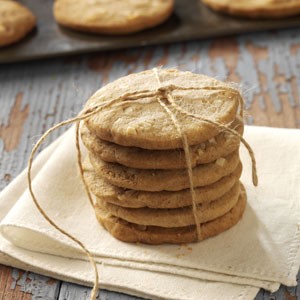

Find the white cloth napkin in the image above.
[{"left": 0, "top": 125, "right": 299, "bottom": 300}]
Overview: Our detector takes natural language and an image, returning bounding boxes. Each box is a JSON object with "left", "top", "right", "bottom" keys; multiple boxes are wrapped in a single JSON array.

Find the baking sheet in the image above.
[{"left": 1, "top": 0, "right": 300, "bottom": 63}]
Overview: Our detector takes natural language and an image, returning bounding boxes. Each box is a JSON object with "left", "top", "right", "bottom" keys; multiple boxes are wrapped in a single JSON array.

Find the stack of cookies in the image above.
[{"left": 81, "top": 69, "right": 247, "bottom": 244}]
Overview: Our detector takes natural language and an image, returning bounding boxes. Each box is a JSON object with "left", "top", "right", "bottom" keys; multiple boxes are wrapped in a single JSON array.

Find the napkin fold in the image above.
[{"left": 0, "top": 125, "right": 299, "bottom": 300}]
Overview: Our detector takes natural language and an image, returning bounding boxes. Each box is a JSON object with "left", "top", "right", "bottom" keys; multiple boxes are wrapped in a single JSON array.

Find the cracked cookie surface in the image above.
[{"left": 84, "top": 69, "right": 242, "bottom": 149}]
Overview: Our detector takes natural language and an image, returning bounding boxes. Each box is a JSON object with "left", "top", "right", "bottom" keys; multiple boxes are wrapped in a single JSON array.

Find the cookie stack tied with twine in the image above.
[{"left": 80, "top": 68, "right": 257, "bottom": 244}]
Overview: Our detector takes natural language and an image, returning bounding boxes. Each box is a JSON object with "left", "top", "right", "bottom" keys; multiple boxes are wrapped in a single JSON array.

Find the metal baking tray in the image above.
[{"left": 1, "top": 0, "right": 300, "bottom": 63}]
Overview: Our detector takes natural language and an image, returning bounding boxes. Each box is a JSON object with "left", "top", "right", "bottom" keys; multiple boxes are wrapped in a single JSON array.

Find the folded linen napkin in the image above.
[{"left": 0, "top": 125, "right": 299, "bottom": 300}]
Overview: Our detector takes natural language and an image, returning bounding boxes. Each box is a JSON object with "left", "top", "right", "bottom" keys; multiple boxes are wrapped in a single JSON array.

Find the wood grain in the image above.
[
  {"left": 0, "top": 27, "right": 300, "bottom": 299},
  {"left": 0, "top": 266, "right": 31, "bottom": 300},
  {"left": 0, "top": 92, "right": 29, "bottom": 152}
]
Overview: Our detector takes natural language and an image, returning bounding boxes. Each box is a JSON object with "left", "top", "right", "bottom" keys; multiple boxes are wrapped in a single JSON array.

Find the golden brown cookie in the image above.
[
  {"left": 96, "top": 181, "right": 241, "bottom": 227},
  {"left": 94, "top": 185, "right": 247, "bottom": 244},
  {"left": 0, "top": 0, "right": 36, "bottom": 47},
  {"left": 84, "top": 69, "right": 242, "bottom": 149},
  {"left": 89, "top": 150, "right": 240, "bottom": 191},
  {"left": 81, "top": 118, "right": 243, "bottom": 169},
  {"left": 84, "top": 160, "right": 242, "bottom": 208},
  {"left": 53, "top": 0, "right": 174, "bottom": 34},
  {"left": 202, "top": 0, "right": 300, "bottom": 18}
]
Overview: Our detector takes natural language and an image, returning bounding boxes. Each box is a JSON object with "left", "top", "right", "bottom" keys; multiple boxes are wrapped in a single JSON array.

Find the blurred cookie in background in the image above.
[
  {"left": 202, "top": 0, "right": 300, "bottom": 18},
  {"left": 0, "top": 0, "right": 36, "bottom": 47},
  {"left": 53, "top": 0, "right": 174, "bottom": 34}
]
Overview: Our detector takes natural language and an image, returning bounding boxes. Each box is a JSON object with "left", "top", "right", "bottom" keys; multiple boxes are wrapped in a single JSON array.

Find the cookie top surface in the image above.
[
  {"left": 84, "top": 69, "right": 242, "bottom": 150},
  {"left": 202, "top": 0, "right": 300, "bottom": 18},
  {"left": 0, "top": 0, "right": 36, "bottom": 47},
  {"left": 54, "top": 0, "right": 174, "bottom": 34}
]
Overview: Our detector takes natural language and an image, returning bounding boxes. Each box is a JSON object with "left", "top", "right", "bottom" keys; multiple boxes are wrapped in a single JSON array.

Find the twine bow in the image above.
[{"left": 27, "top": 68, "right": 258, "bottom": 300}]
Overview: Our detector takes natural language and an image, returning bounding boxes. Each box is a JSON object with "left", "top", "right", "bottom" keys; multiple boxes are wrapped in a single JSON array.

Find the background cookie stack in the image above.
[{"left": 81, "top": 69, "right": 247, "bottom": 244}]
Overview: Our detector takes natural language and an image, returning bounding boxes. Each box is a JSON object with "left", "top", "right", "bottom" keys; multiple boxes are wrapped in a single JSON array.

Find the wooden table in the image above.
[{"left": 0, "top": 28, "right": 299, "bottom": 300}]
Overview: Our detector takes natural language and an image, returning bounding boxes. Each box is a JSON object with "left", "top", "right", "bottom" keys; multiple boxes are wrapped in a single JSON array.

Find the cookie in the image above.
[
  {"left": 81, "top": 118, "right": 243, "bottom": 169},
  {"left": 84, "top": 160, "right": 242, "bottom": 208},
  {"left": 94, "top": 185, "right": 247, "bottom": 244},
  {"left": 53, "top": 0, "right": 174, "bottom": 34},
  {"left": 89, "top": 150, "right": 240, "bottom": 191},
  {"left": 84, "top": 69, "right": 242, "bottom": 149},
  {"left": 202, "top": 0, "right": 300, "bottom": 18},
  {"left": 96, "top": 181, "right": 241, "bottom": 227},
  {"left": 0, "top": 0, "right": 36, "bottom": 47}
]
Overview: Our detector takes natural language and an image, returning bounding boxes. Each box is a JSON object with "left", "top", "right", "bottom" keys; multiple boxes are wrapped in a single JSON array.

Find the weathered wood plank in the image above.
[
  {"left": 0, "top": 266, "right": 60, "bottom": 300},
  {"left": 58, "top": 283, "right": 142, "bottom": 300},
  {"left": 0, "top": 266, "right": 31, "bottom": 300},
  {"left": 0, "top": 92, "right": 29, "bottom": 152},
  {"left": 0, "top": 27, "right": 300, "bottom": 299},
  {"left": 10, "top": 269, "right": 60, "bottom": 300}
]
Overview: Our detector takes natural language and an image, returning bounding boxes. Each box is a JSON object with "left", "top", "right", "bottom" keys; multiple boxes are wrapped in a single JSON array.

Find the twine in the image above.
[
  {"left": 27, "top": 68, "right": 258, "bottom": 300},
  {"left": 153, "top": 68, "right": 202, "bottom": 240},
  {"left": 76, "top": 122, "right": 94, "bottom": 207},
  {"left": 27, "top": 116, "right": 100, "bottom": 300}
]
